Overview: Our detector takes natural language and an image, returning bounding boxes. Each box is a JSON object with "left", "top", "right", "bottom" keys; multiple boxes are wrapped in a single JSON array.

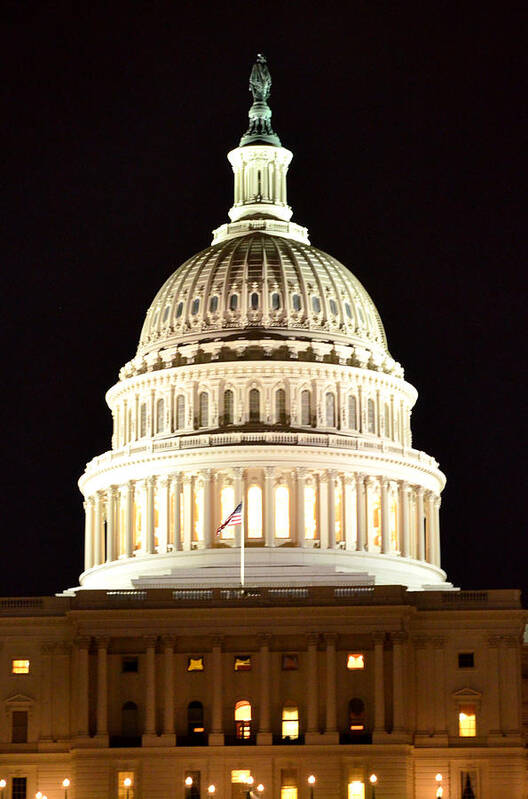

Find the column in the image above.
[
  {"left": 501, "top": 636, "right": 522, "bottom": 736},
  {"left": 380, "top": 478, "right": 390, "bottom": 554},
  {"left": 318, "top": 474, "right": 329, "bottom": 549},
  {"left": 392, "top": 632, "right": 406, "bottom": 736},
  {"left": 95, "top": 637, "right": 109, "bottom": 742},
  {"left": 344, "top": 475, "right": 355, "bottom": 550},
  {"left": 94, "top": 491, "right": 104, "bottom": 565},
  {"left": 296, "top": 468, "right": 306, "bottom": 547},
  {"left": 264, "top": 467, "right": 274, "bottom": 546},
  {"left": 124, "top": 481, "right": 134, "bottom": 557},
  {"left": 432, "top": 637, "right": 447, "bottom": 742},
  {"left": 146, "top": 477, "right": 155, "bottom": 554},
  {"left": 40, "top": 642, "right": 54, "bottom": 741},
  {"left": 158, "top": 477, "right": 170, "bottom": 554},
  {"left": 364, "top": 477, "right": 373, "bottom": 551},
  {"left": 416, "top": 486, "right": 425, "bottom": 561},
  {"left": 143, "top": 636, "right": 157, "bottom": 744},
  {"left": 433, "top": 496, "right": 441, "bottom": 566},
  {"left": 324, "top": 634, "right": 338, "bottom": 741},
  {"left": 84, "top": 497, "right": 94, "bottom": 570},
  {"left": 106, "top": 487, "right": 117, "bottom": 562},
  {"left": 399, "top": 481, "right": 410, "bottom": 558},
  {"left": 210, "top": 637, "right": 224, "bottom": 745},
  {"left": 373, "top": 633, "right": 386, "bottom": 739},
  {"left": 327, "top": 471, "right": 336, "bottom": 549},
  {"left": 161, "top": 636, "right": 176, "bottom": 744},
  {"left": 76, "top": 637, "right": 90, "bottom": 738},
  {"left": 356, "top": 474, "right": 366, "bottom": 551},
  {"left": 305, "top": 634, "right": 320, "bottom": 742},
  {"left": 487, "top": 635, "right": 502, "bottom": 739},
  {"left": 257, "top": 635, "right": 272, "bottom": 745},
  {"left": 234, "top": 467, "right": 244, "bottom": 547},
  {"left": 172, "top": 473, "right": 182, "bottom": 550},
  {"left": 182, "top": 475, "right": 193, "bottom": 550},
  {"left": 426, "top": 491, "right": 435, "bottom": 562},
  {"left": 202, "top": 469, "right": 213, "bottom": 548}
]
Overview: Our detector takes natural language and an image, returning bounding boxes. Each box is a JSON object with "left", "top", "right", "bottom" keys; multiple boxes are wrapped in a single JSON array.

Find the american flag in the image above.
[{"left": 215, "top": 502, "right": 243, "bottom": 536}]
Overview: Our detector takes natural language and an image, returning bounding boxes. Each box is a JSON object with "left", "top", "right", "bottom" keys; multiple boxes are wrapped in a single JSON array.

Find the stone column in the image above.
[
  {"left": 84, "top": 497, "right": 94, "bottom": 570},
  {"left": 433, "top": 496, "right": 441, "bottom": 566},
  {"left": 158, "top": 477, "right": 170, "bottom": 554},
  {"left": 94, "top": 491, "right": 104, "bottom": 565},
  {"left": 324, "top": 634, "right": 339, "bottom": 742},
  {"left": 327, "top": 471, "right": 336, "bottom": 549},
  {"left": 264, "top": 467, "right": 274, "bottom": 546},
  {"left": 501, "top": 636, "right": 522, "bottom": 737},
  {"left": 210, "top": 637, "right": 224, "bottom": 745},
  {"left": 318, "top": 474, "right": 329, "bottom": 549},
  {"left": 143, "top": 636, "right": 158, "bottom": 744},
  {"left": 146, "top": 477, "right": 156, "bottom": 554},
  {"left": 431, "top": 637, "right": 448, "bottom": 743},
  {"left": 296, "top": 468, "right": 306, "bottom": 547},
  {"left": 487, "top": 635, "right": 502, "bottom": 740},
  {"left": 364, "top": 477, "right": 373, "bottom": 551},
  {"left": 106, "top": 487, "right": 117, "bottom": 562},
  {"left": 399, "top": 481, "right": 410, "bottom": 558},
  {"left": 257, "top": 635, "right": 272, "bottom": 745},
  {"left": 416, "top": 486, "right": 425, "bottom": 561},
  {"left": 124, "top": 481, "right": 134, "bottom": 557},
  {"left": 356, "top": 474, "right": 366, "bottom": 551},
  {"left": 380, "top": 478, "right": 390, "bottom": 554},
  {"left": 426, "top": 491, "right": 435, "bottom": 563},
  {"left": 182, "top": 475, "right": 193, "bottom": 550},
  {"left": 305, "top": 634, "right": 320, "bottom": 743},
  {"left": 202, "top": 469, "right": 213, "bottom": 548},
  {"left": 95, "top": 637, "right": 109, "bottom": 743},
  {"left": 344, "top": 475, "right": 354, "bottom": 550},
  {"left": 172, "top": 473, "right": 182, "bottom": 550},
  {"left": 40, "top": 642, "right": 54, "bottom": 741},
  {"left": 373, "top": 633, "right": 386, "bottom": 740},
  {"left": 392, "top": 632, "right": 406, "bottom": 737},
  {"left": 160, "top": 635, "right": 176, "bottom": 745},
  {"left": 76, "top": 637, "right": 90, "bottom": 738}
]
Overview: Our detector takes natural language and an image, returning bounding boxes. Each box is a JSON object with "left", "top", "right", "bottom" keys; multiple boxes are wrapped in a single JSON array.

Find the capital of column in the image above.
[
  {"left": 143, "top": 635, "right": 158, "bottom": 649},
  {"left": 373, "top": 632, "right": 386, "bottom": 646},
  {"left": 234, "top": 466, "right": 244, "bottom": 478},
  {"left": 211, "top": 635, "right": 224, "bottom": 649},
  {"left": 95, "top": 636, "right": 111, "bottom": 650},
  {"left": 416, "top": 485, "right": 425, "bottom": 497},
  {"left": 264, "top": 466, "right": 274, "bottom": 480},
  {"left": 257, "top": 633, "right": 273, "bottom": 648},
  {"left": 391, "top": 631, "right": 408, "bottom": 644},
  {"left": 295, "top": 467, "right": 307, "bottom": 479},
  {"left": 306, "top": 632, "right": 319, "bottom": 648},
  {"left": 160, "top": 635, "right": 177, "bottom": 650},
  {"left": 182, "top": 474, "right": 193, "bottom": 486},
  {"left": 158, "top": 475, "right": 170, "bottom": 489},
  {"left": 74, "top": 635, "right": 92, "bottom": 650},
  {"left": 200, "top": 468, "right": 212, "bottom": 481},
  {"left": 323, "top": 632, "right": 338, "bottom": 645}
]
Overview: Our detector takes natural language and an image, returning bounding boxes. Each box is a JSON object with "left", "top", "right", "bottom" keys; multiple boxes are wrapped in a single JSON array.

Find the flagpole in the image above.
[{"left": 240, "top": 501, "right": 245, "bottom": 587}]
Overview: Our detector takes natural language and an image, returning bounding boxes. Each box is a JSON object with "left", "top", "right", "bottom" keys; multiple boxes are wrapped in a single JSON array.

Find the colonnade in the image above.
[{"left": 83, "top": 468, "right": 441, "bottom": 571}]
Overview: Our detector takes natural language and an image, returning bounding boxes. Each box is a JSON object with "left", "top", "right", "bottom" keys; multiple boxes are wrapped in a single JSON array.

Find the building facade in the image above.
[{"left": 0, "top": 57, "right": 526, "bottom": 798}]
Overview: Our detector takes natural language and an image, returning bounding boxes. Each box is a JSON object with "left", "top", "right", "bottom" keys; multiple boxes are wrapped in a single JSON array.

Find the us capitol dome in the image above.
[{"left": 78, "top": 55, "right": 448, "bottom": 592}]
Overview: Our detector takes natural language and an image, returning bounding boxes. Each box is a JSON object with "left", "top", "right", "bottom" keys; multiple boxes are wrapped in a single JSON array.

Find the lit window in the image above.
[
  {"left": 301, "top": 390, "right": 311, "bottom": 425},
  {"left": 281, "top": 788, "right": 298, "bottom": 799},
  {"left": 348, "top": 782, "right": 365, "bottom": 799},
  {"left": 118, "top": 772, "right": 135, "bottom": 799},
  {"left": 292, "top": 294, "right": 301, "bottom": 311},
  {"left": 271, "top": 292, "right": 281, "bottom": 310},
  {"left": 275, "top": 484, "right": 290, "bottom": 538},
  {"left": 304, "top": 484, "right": 317, "bottom": 540},
  {"left": 248, "top": 485, "right": 262, "bottom": 539},
  {"left": 176, "top": 301, "right": 183, "bottom": 318},
  {"left": 282, "top": 705, "right": 299, "bottom": 739},
  {"left": 234, "top": 700, "right": 252, "bottom": 739},
  {"left": 234, "top": 656, "right": 251, "bottom": 671},
  {"left": 348, "top": 696, "right": 366, "bottom": 731},
  {"left": 390, "top": 496, "right": 399, "bottom": 551},
  {"left": 370, "top": 493, "right": 381, "bottom": 551},
  {"left": 335, "top": 480, "right": 343, "bottom": 543},
  {"left": 187, "top": 657, "right": 204, "bottom": 672},
  {"left": 458, "top": 652, "right": 475, "bottom": 669},
  {"left": 193, "top": 482, "right": 204, "bottom": 542},
  {"left": 191, "top": 298, "right": 200, "bottom": 315},
  {"left": 312, "top": 296, "right": 321, "bottom": 313},
  {"left": 139, "top": 403, "right": 147, "bottom": 437},
  {"left": 162, "top": 306, "right": 170, "bottom": 322},
  {"left": 210, "top": 295, "right": 218, "bottom": 313},
  {"left": 229, "top": 294, "right": 238, "bottom": 311},
  {"left": 459, "top": 705, "right": 476, "bottom": 737},
  {"left": 231, "top": 771, "right": 251, "bottom": 784},
  {"left": 347, "top": 654, "right": 365, "bottom": 670},
  {"left": 282, "top": 654, "right": 299, "bottom": 670},
  {"left": 12, "top": 660, "right": 30, "bottom": 674},
  {"left": 220, "top": 484, "right": 235, "bottom": 539},
  {"left": 384, "top": 404, "right": 390, "bottom": 436},
  {"left": 249, "top": 388, "right": 260, "bottom": 422},
  {"left": 330, "top": 299, "right": 338, "bottom": 315},
  {"left": 345, "top": 302, "right": 352, "bottom": 319},
  {"left": 224, "top": 389, "right": 234, "bottom": 425}
]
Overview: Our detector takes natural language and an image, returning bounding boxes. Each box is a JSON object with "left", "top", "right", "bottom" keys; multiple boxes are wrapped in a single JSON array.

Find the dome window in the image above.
[
  {"left": 345, "top": 302, "right": 353, "bottom": 319},
  {"left": 275, "top": 388, "right": 287, "bottom": 424},
  {"left": 367, "top": 399, "right": 376, "bottom": 434},
  {"left": 325, "top": 393, "right": 336, "bottom": 427},
  {"left": 162, "top": 306, "right": 170, "bottom": 323},
  {"left": 292, "top": 294, "right": 301, "bottom": 311},
  {"left": 139, "top": 403, "right": 147, "bottom": 438},
  {"left": 348, "top": 395, "right": 358, "bottom": 431},
  {"left": 249, "top": 388, "right": 260, "bottom": 422},
  {"left": 176, "top": 395, "right": 185, "bottom": 429},
  {"left": 175, "top": 301, "right": 184, "bottom": 319},
  {"left": 156, "top": 399, "right": 165, "bottom": 433},
  {"left": 312, "top": 296, "right": 321, "bottom": 314},
  {"left": 301, "top": 390, "right": 311, "bottom": 426},
  {"left": 224, "top": 389, "right": 234, "bottom": 425},
  {"left": 271, "top": 292, "right": 281, "bottom": 310},
  {"left": 199, "top": 392, "right": 209, "bottom": 428},
  {"left": 191, "top": 298, "right": 200, "bottom": 315},
  {"left": 330, "top": 299, "right": 338, "bottom": 315},
  {"left": 229, "top": 294, "right": 239, "bottom": 311},
  {"left": 250, "top": 292, "right": 259, "bottom": 310},
  {"left": 210, "top": 295, "right": 219, "bottom": 313}
]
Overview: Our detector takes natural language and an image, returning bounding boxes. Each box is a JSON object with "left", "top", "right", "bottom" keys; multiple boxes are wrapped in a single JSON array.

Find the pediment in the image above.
[
  {"left": 452, "top": 687, "right": 482, "bottom": 699},
  {"left": 5, "top": 694, "right": 34, "bottom": 705}
]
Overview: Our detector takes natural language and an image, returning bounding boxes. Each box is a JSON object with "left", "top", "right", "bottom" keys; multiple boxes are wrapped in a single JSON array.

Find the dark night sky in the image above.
[{"left": 1, "top": 3, "right": 526, "bottom": 597}]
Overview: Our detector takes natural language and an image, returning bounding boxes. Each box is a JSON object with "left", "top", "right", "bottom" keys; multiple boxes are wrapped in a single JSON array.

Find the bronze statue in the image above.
[{"left": 249, "top": 53, "right": 272, "bottom": 103}]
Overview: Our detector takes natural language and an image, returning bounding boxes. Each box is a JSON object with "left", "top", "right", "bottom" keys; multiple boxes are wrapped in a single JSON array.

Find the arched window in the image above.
[
  {"left": 191, "top": 298, "right": 200, "bottom": 315},
  {"left": 162, "top": 306, "right": 170, "bottom": 323},
  {"left": 329, "top": 299, "right": 338, "bottom": 315},
  {"left": 250, "top": 292, "right": 259, "bottom": 309},
  {"left": 348, "top": 698, "right": 366, "bottom": 731},
  {"left": 187, "top": 701, "right": 205, "bottom": 735},
  {"left": 176, "top": 395, "right": 185, "bottom": 429},
  {"left": 139, "top": 403, "right": 147, "bottom": 437},
  {"left": 248, "top": 485, "right": 262, "bottom": 539},
  {"left": 368, "top": 399, "right": 376, "bottom": 433},
  {"left": 275, "top": 388, "right": 286, "bottom": 424},
  {"left": 209, "top": 295, "right": 218, "bottom": 313},
  {"left": 156, "top": 398, "right": 164, "bottom": 433},
  {"left": 199, "top": 392, "right": 208, "bottom": 428},
  {"left": 271, "top": 292, "right": 281, "bottom": 310},
  {"left": 384, "top": 404, "right": 390, "bottom": 437},
  {"left": 249, "top": 388, "right": 260, "bottom": 422},
  {"left": 312, "top": 296, "right": 321, "bottom": 314},
  {"left": 347, "top": 395, "right": 357, "bottom": 430},
  {"left": 304, "top": 483, "right": 317, "bottom": 540},
  {"left": 292, "top": 294, "right": 301, "bottom": 311},
  {"left": 229, "top": 294, "right": 238, "bottom": 311},
  {"left": 301, "top": 390, "right": 311, "bottom": 426},
  {"left": 234, "top": 700, "right": 252, "bottom": 739},
  {"left": 121, "top": 701, "right": 139, "bottom": 738},
  {"left": 176, "top": 301, "right": 184, "bottom": 318},
  {"left": 224, "top": 389, "right": 234, "bottom": 425},
  {"left": 220, "top": 484, "right": 235, "bottom": 540},
  {"left": 282, "top": 704, "right": 299, "bottom": 740},
  {"left": 275, "top": 484, "right": 290, "bottom": 539},
  {"left": 325, "top": 393, "right": 336, "bottom": 427},
  {"left": 345, "top": 302, "right": 353, "bottom": 319}
]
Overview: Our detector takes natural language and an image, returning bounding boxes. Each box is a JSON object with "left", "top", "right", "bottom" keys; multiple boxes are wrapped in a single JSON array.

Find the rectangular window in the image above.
[
  {"left": 187, "top": 656, "right": 204, "bottom": 672},
  {"left": 282, "top": 653, "right": 299, "bottom": 670},
  {"left": 347, "top": 653, "right": 365, "bottom": 670},
  {"left": 185, "top": 771, "right": 200, "bottom": 799},
  {"left": 117, "top": 772, "right": 135, "bottom": 799},
  {"left": 12, "top": 778, "right": 27, "bottom": 799},
  {"left": 458, "top": 705, "right": 477, "bottom": 737},
  {"left": 458, "top": 652, "right": 475, "bottom": 668},
  {"left": 281, "top": 770, "right": 297, "bottom": 799},
  {"left": 348, "top": 783, "right": 365, "bottom": 799},
  {"left": 234, "top": 655, "right": 251, "bottom": 671},
  {"left": 11, "top": 659, "right": 30, "bottom": 674},
  {"left": 231, "top": 771, "right": 251, "bottom": 784},
  {"left": 122, "top": 657, "right": 138, "bottom": 673},
  {"left": 12, "top": 710, "right": 28, "bottom": 743},
  {"left": 281, "top": 789, "right": 298, "bottom": 799}
]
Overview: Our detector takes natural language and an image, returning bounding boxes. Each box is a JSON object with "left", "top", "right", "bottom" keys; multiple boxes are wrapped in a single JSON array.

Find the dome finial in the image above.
[{"left": 240, "top": 54, "right": 281, "bottom": 147}]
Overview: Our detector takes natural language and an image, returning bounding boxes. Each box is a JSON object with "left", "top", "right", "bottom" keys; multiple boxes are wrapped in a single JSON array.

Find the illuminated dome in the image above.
[{"left": 78, "top": 56, "right": 449, "bottom": 592}]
